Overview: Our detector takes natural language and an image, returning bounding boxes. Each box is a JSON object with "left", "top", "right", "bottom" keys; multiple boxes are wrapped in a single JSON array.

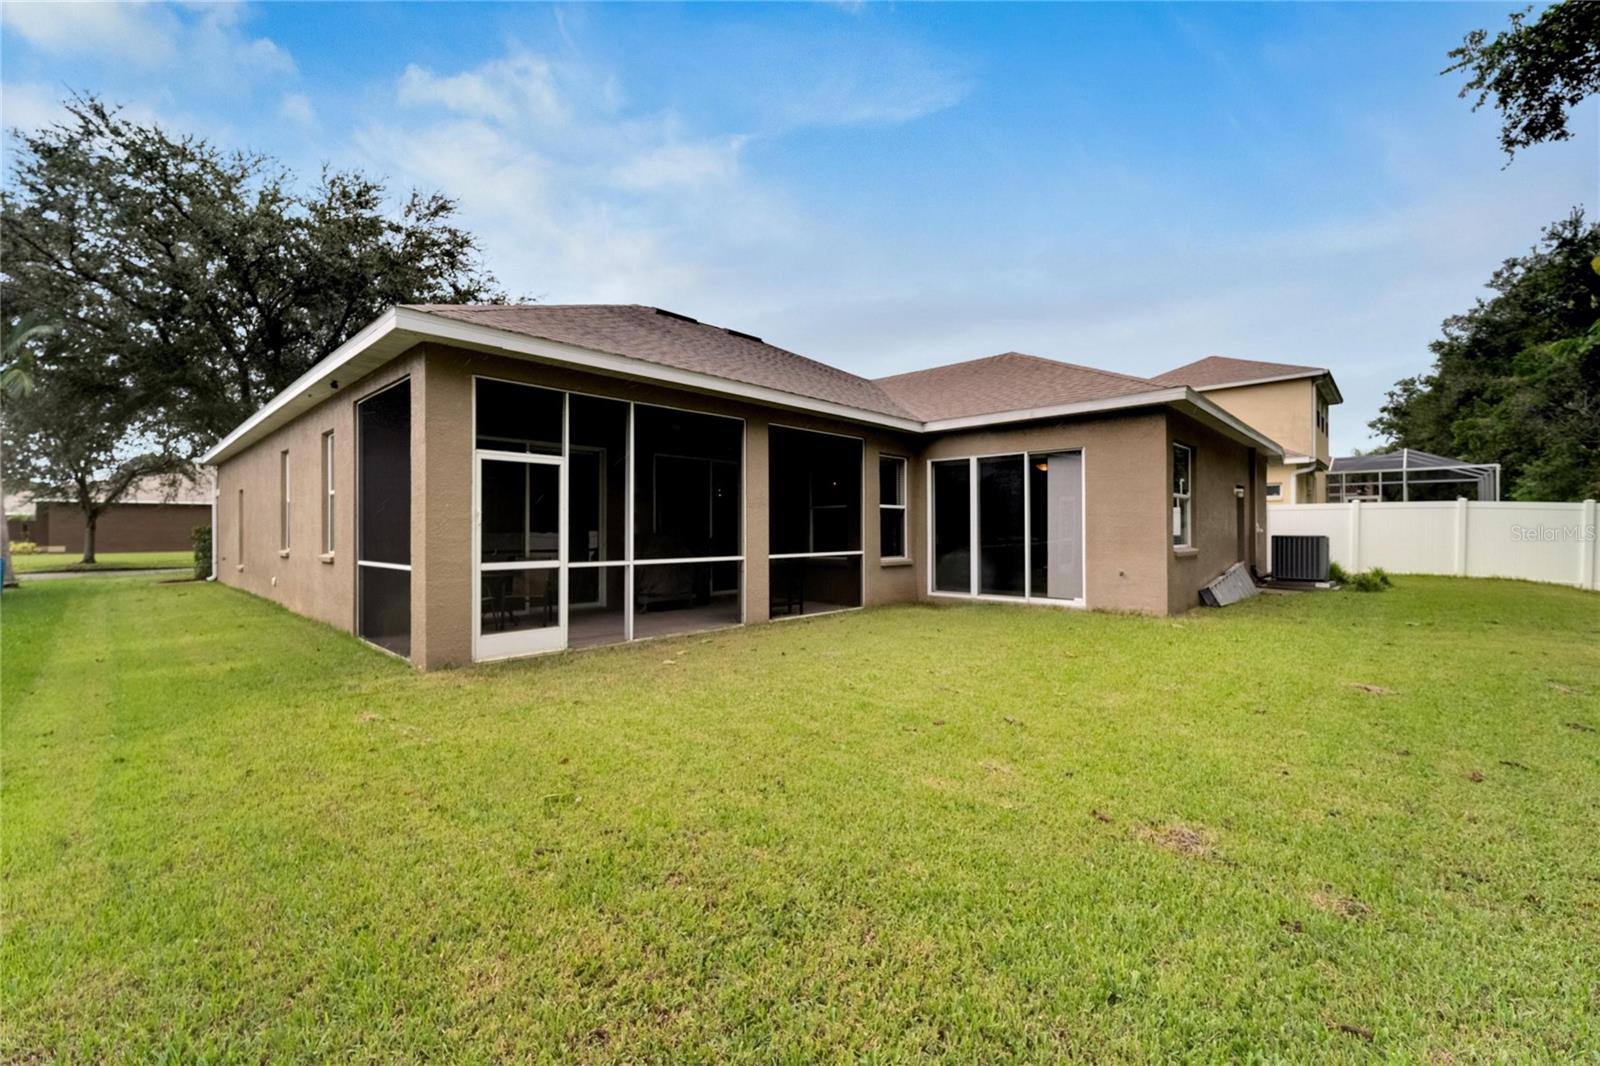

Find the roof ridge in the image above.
[
  {"left": 1159, "top": 354, "right": 1326, "bottom": 376},
  {"left": 876, "top": 350, "right": 1162, "bottom": 389}
]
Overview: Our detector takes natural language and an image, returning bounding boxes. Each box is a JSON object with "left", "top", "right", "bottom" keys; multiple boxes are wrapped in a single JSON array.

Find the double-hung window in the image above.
[
  {"left": 878, "top": 455, "right": 907, "bottom": 560},
  {"left": 321, "top": 431, "right": 336, "bottom": 554},
  {"left": 1172, "top": 443, "right": 1193, "bottom": 548}
]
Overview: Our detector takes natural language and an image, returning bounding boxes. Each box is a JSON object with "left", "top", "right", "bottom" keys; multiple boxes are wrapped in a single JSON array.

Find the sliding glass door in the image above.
[{"left": 930, "top": 450, "right": 1083, "bottom": 605}]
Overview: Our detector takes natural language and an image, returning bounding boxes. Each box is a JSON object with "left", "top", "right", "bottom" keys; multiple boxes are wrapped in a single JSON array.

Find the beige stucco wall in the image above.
[
  {"left": 214, "top": 352, "right": 421, "bottom": 640},
  {"left": 1203, "top": 378, "right": 1315, "bottom": 460},
  {"left": 917, "top": 412, "right": 1172, "bottom": 616},
  {"left": 215, "top": 342, "right": 1272, "bottom": 667},
  {"left": 1165, "top": 411, "right": 1267, "bottom": 614}
]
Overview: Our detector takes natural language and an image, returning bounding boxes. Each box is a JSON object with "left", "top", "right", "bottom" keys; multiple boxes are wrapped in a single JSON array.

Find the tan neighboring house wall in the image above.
[
  {"left": 1196, "top": 377, "right": 1329, "bottom": 504},
  {"left": 33, "top": 501, "right": 210, "bottom": 553},
  {"left": 212, "top": 333, "right": 1281, "bottom": 670}
]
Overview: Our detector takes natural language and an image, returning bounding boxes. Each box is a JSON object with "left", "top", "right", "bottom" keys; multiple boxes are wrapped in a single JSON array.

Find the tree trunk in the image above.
[
  {"left": 82, "top": 511, "right": 97, "bottom": 565},
  {"left": 0, "top": 483, "right": 15, "bottom": 588}
]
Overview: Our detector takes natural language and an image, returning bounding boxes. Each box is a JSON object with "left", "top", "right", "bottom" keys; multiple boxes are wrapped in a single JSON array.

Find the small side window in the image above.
[
  {"left": 1172, "top": 443, "right": 1193, "bottom": 548},
  {"left": 878, "top": 455, "right": 907, "bottom": 560}
]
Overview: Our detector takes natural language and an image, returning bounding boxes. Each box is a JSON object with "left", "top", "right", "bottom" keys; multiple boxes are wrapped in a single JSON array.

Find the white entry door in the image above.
[{"left": 475, "top": 453, "right": 565, "bottom": 659}]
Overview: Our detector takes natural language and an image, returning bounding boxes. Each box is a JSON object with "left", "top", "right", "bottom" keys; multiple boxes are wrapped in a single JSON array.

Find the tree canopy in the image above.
[
  {"left": 1, "top": 96, "right": 501, "bottom": 456},
  {"left": 1371, "top": 211, "right": 1600, "bottom": 501},
  {"left": 1446, "top": 1, "right": 1600, "bottom": 159}
]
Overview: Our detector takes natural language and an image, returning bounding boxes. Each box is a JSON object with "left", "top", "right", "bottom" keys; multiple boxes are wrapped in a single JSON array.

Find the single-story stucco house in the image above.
[
  {"left": 6, "top": 474, "right": 214, "bottom": 554},
  {"left": 201, "top": 304, "right": 1282, "bottom": 668}
]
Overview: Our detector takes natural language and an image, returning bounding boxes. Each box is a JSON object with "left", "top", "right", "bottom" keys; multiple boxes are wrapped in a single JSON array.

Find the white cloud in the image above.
[
  {"left": 358, "top": 46, "right": 806, "bottom": 306},
  {"left": 1, "top": 2, "right": 294, "bottom": 87},
  {"left": 277, "top": 92, "right": 316, "bottom": 129},
  {"left": 0, "top": 2, "right": 179, "bottom": 66},
  {"left": 610, "top": 137, "right": 746, "bottom": 191},
  {"left": 398, "top": 53, "right": 566, "bottom": 126}
]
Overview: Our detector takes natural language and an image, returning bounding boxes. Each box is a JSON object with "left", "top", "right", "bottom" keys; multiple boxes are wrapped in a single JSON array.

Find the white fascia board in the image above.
[
  {"left": 200, "top": 307, "right": 401, "bottom": 465},
  {"left": 921, "top": 388, "right": 1193, "bottom": 432},
  {"left": 922, "top": 387, "right": 1283, "bottom": 457},
  {"left": 1194, "top": 370, "right": 1325, "bottom": 393}
]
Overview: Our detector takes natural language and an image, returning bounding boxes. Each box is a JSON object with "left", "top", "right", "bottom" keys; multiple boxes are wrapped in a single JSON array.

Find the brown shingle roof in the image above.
[
  {"left": 405, "top": 303, "right": 916, "bottom": 420},
  {"left": 873, "top": 352, "right": 1165, "bottom": 422},
  {"left": 1152, "top": 355, "right": 1326, "bottom": 389}
]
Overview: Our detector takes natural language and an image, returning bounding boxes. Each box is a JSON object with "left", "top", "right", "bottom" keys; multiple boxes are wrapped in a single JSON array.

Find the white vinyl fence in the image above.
[{"left": 1269, "top": 499, "right": 1599, "bottom": 591}]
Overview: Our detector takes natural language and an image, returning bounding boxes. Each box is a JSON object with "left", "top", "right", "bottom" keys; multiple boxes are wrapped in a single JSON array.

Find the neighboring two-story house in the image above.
[{"left": 1154, "top": 356, "right": 1342, "bottom": 504}]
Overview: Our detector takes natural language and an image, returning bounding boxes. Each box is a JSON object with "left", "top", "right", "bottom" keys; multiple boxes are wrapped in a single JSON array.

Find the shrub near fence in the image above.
[
  {"left": 193, "top": 525, "right": 212, "bottom": 581},
  {"left": 1270, "top": 499, "right": 1599, "bottom": 590}
]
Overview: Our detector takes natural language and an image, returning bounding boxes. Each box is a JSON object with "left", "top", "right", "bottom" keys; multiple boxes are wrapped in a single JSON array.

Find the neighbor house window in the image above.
[
  {"left": 321, "top": 431, "right": 336, "bottom": 554},
  {"left": 1172, "top": 443, "right": 1192, "bottom": 548},
  {"left": 1266, "top": 483, "right": 1282, "bottom": 500},
  {"left": 879, "top": 455, "right": 907, "bottom": 560},
  {"left": 279, "top": 450, "right": 291, "bottom": 552}
]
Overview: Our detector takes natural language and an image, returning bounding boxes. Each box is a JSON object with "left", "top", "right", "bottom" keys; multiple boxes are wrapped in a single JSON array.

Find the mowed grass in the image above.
[
  {"left": 9, "top": 550, "right": 193, "bottom": 574},
  {"left": 2, "top": 576, "right": 1598, "bottom": 1062}
]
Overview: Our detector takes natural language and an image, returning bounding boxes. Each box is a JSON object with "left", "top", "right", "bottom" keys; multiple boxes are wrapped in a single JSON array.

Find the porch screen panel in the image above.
[
  {"left": 568, "top": 395, "right": 629, "bottom": 648},
  {"left": 932, "top": 459, "right": 971, "bottom": 593},
  {"left": 631, "top": 404, "right": 743, "bottom": 635},
  {"left": 633, "top": 405, "right": 742, "bottom": 560},
  {"left": 476, "top": 379, "right": 562, "bottom": 455},
  {"left": 768, "top": 427, "right": 862, "bottom": 556},
  {"left": 767, "top": 426, "right": 863, "bottom": 617},
  {"left": 357, "top": 380, "right": 411, "bottom": 656}
]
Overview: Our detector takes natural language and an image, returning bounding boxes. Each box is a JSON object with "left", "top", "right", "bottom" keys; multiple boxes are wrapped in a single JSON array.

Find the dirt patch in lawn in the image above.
[
  {"left": 1311, "top": 891, "right": 1371, "bottom": 919},
  {"left": 1141, "top": 823, "right": 1215, "bottom": 859}
]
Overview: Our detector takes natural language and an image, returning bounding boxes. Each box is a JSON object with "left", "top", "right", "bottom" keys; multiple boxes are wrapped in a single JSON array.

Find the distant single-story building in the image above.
[
  {"left": 201, "top": 305, "right": 1282, "bottom": 668},
  {"left": 7, "top": 474, "right": 213, "bottom": 554}
]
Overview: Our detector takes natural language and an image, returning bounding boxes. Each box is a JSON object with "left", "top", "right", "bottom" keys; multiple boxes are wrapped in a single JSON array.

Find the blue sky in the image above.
[{"left": 2, "top": 2, "right": 1594, "bottom": 453}]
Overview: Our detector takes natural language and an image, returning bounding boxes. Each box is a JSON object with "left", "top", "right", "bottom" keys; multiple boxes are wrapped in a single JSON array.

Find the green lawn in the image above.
[
  {"left": 3, "top": 576, "right": 1597, "bottom": 1062},
  {"left": 9, "top": 550, "right": 193, "bottom": 574}
]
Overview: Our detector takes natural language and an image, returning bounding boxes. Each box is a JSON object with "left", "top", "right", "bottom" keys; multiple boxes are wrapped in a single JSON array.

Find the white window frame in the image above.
[
  {"left": 1172, "top": 443, "right": 1193, "bottom": 549},
  {"left": 279, "top": 449, "right": 291, "bottom": 554},
  {"left": 925, "top": 449, "right": 1087, "bottom": 609},
  {"left": 878, "top": 454, "right": 908, "bottom": 562},
  {"left": 1265, "top": 481, "right": 1283, "bottom": 501},
  {"left": 321, "top": 430, "right": 336, "bottom": 555}
]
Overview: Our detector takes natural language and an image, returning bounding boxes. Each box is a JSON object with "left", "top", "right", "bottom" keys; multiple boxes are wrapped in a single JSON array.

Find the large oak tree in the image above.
[{"left": 1, "top": 97, "right": 502, "bottom": 561}]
